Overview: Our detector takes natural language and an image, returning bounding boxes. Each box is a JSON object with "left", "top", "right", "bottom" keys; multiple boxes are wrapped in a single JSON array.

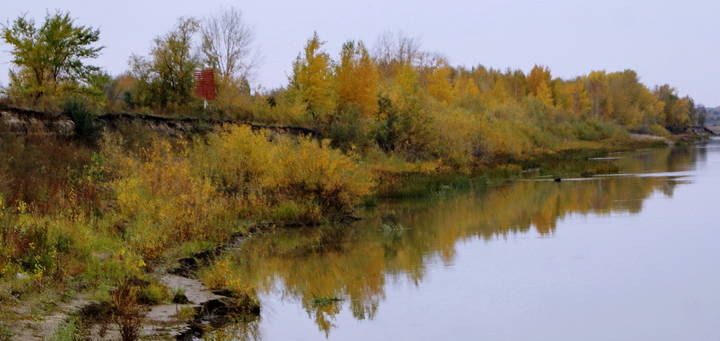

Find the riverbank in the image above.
[
  {"left": 1, "top": 145, "right": 676, "bottom": 339},
  {"left": 0, "top": 117, "right": 712, "bottom": 340}
]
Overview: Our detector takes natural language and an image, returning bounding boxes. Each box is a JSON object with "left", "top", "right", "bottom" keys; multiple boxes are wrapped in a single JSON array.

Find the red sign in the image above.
[{"left": 194, "top": 69, "right": 216, "bottom": 100}]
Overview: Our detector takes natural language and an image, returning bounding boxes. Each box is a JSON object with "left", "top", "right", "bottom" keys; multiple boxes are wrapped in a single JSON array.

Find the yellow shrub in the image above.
[
  {"left": 105, "top": 139, "right": 234, "bottom": 260},
  {"left": 99, "top": 125, "right": 374, "bottom": 261},
  {"left": 193, "top": 125, "right": 375, "bottom": 223}
]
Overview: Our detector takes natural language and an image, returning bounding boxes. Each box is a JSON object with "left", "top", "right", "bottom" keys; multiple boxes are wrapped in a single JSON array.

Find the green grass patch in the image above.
[{"left": 49, "top": 316, "right": 82, "bottom": 341}]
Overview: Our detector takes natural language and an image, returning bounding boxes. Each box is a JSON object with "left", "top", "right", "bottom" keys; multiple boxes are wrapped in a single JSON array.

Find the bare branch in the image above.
[{"left": 200, "top": 7, "right": 256, "bottom": 86}]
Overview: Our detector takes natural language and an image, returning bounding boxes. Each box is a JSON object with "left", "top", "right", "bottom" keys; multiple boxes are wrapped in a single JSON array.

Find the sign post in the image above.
[{"left": 194, "top": 69, "right": 216, "bottom": 109}]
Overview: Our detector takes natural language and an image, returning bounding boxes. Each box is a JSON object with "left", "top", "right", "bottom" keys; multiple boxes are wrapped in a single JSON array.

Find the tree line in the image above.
[{"left": 1, "top": 10, "right": 704, "bottom": 165}]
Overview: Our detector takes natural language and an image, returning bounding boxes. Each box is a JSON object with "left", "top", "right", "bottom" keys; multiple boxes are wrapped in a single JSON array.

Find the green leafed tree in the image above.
[
  {"left": 129, "top": 17, "right": 200, "bottom": 113},
  {"left": 2, "top": 11, "right": 103, "bottom": 105}
]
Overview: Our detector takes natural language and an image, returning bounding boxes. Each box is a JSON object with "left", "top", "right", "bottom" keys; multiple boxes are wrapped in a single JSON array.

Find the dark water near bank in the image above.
[{"left": 221, "top": 140, "right": 720, "bottom": 341}]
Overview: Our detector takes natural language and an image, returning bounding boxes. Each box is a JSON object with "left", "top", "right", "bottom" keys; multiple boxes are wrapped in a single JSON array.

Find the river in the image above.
[{"left": 214, "top": 139, "right": 720, "bottom": 340}]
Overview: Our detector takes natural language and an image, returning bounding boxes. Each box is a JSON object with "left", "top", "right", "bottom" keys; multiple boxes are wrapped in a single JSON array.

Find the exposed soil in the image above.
[
  {"left": 4, "top": 227, "right": 265, "bottom": 340},
  {"left": 0, "top": 103, "right": 322, "bottom": 139},
  {"left": 6, "top": 294, "right": 91, "bottom": 340}
]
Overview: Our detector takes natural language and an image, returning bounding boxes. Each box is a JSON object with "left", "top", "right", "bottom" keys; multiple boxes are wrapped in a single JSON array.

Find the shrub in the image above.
[
  {"left": 111, "top": 281, "right": 144, "bottom": 341},
  {"left": 0, "top": 135, "right": 98, "bottom": 214},
  {"left": 574, "top": 119, "right": 625, "bottom": 141},
  {"left": 649, "top": 124, "right": 671, "bottom": 138},
  {"left": 138, "top": 282, "right": 169, "bottom": 305},
  {"left": 63, "top": 98, "right": 101, "bottom": 142},
  {"left": 327, "top": 107, "right": 372, "bottom": 151},
  {"left": 103, "top": 138, "right": 236, "bottom": 260},
  {"left": 0, "top": 199, "right": 90, "bottom": 280},
  {"left": 193, "top": 125, "right": 375, "bottom": 224}
]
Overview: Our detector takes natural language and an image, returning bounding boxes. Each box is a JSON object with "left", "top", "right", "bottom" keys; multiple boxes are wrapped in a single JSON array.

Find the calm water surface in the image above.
[{"left": 221, "top": 139, "right": 720, "bottom": 340}]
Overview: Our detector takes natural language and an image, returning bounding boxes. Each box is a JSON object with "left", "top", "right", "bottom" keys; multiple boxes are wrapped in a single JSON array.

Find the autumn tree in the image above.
[
  {"left": 2, "top": 11, "right": 103, "bottom": 104},
  {"left": 375, "top": 62, "right": 436, "bottom": 156},
  {"left": 526, "top": 65, "right": 551, "bottom": 97},
  {"left": 586, "top": 71, "right": 613, "bottom": 118},
  {"left": 605, "top": 70, "right": 640, "bottom": 126},
  {"left": 535, "top": 81, "right": 554, "bottom": 108},
  {"left": 505, "top": 69, "right": 528, "bottom": 101},
  {"left": 289, "top": 32, "right": 335, "bottom": 123},
  {"left": 524, "top": 66, "right": 553, "bottom": 107},
  {"left": 453, "top": 71, "right": 481, "bottom": 107},
  {"left": 389, "top": 63, "right": 420, "bottom": 111},
  {"left": 425, "top": 57, "right": 454, "bottom": 104},
  {"left": 482, "top": 77, "right": 511, "bottom": 107},
  {"left": 655, "top": 85, "right": 692, "bottom": 132},
  {"left": 562, "top": 78, "right": 591, "bottom": 115},
  {"left": 335, "top": 41, "right": 379, "bottom": 117},
  {"left": 471, "top": 66, "right": 492, "bottom": 92}
]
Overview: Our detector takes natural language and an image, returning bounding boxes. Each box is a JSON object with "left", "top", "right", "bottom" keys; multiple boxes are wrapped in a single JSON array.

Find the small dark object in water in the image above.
[
  {"left": 554, "top": 177, "right": 562, "bottom": 182},
  {"left": 176, "top": 296, "right": 260, "bottom": 340}
]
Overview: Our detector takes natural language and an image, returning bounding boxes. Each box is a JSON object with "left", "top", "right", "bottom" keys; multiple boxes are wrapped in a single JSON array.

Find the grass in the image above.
[
  {"left": 175, "top": 306, "right": 196, "bottom": 321},
  {"left": 172, "top": 288, "right": 190, "bottom": 304},
  {"left": 138, "top": 281, "right": 170, "bottom": 305},
  {"left": 0, "top": 324, "right": 12, "bottom": 341},
  {"left": 374, "top": 172, "right": 476, "bottom": 199},
  {"left": 49, "top": 316, "right": 82, "bottom": 341}
]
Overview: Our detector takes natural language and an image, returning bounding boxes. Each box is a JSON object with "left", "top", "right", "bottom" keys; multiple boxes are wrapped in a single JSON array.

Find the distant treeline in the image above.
[{"left": 697, "top": 106, "right": 720, "bottom": 125}]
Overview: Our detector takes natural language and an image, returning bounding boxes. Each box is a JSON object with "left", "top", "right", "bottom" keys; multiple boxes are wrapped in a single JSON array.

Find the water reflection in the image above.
[{"left": 218, "top": 145, "right": 704, "bottom": 339}]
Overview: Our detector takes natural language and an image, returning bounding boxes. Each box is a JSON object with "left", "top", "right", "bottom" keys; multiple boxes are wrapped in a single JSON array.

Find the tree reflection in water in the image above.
[{"left": 210, "top": 145, "right": 701, "bottom": 338}]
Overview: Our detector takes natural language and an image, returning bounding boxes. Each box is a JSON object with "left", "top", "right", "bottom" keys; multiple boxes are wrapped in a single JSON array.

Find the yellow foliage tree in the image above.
[
  {"left": 568, "top": 79, "right": 591, "bottom": 115},
  {"left": 290, "top": 32, "right": 335, "bottom": 123},
  {"left": 426, "top": 59, "right": 454, "bottom": 104},
  {"left": 482, "top": 77, "right": 511, "bottom": 107},
  {"left": 453, "top": 73, "right": 480, "bottom": 105},
  {"left": 388, "top": 63, "right": 420, "bottom": 112},
  {"left": 336, "top": 41, "right": 380, "bottom": 118},
  {"left": 526, "top": 65, "right": 551, "bottom": 97},
  {"left": 535, "top": 81, "right": 554, "bottom": 108},
  {"left": 586, "top": 71, "right": 613, "bottom": 118}
]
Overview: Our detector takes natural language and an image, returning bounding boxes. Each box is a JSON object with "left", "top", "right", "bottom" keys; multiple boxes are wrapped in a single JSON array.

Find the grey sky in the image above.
[{"left": 1, "top": 0, "right": 718, "bottom": 106}]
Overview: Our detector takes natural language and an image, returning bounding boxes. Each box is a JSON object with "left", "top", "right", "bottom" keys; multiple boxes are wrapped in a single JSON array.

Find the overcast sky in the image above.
[{"left": 1, "top": 0, "right": 718, "bottom": 106}]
